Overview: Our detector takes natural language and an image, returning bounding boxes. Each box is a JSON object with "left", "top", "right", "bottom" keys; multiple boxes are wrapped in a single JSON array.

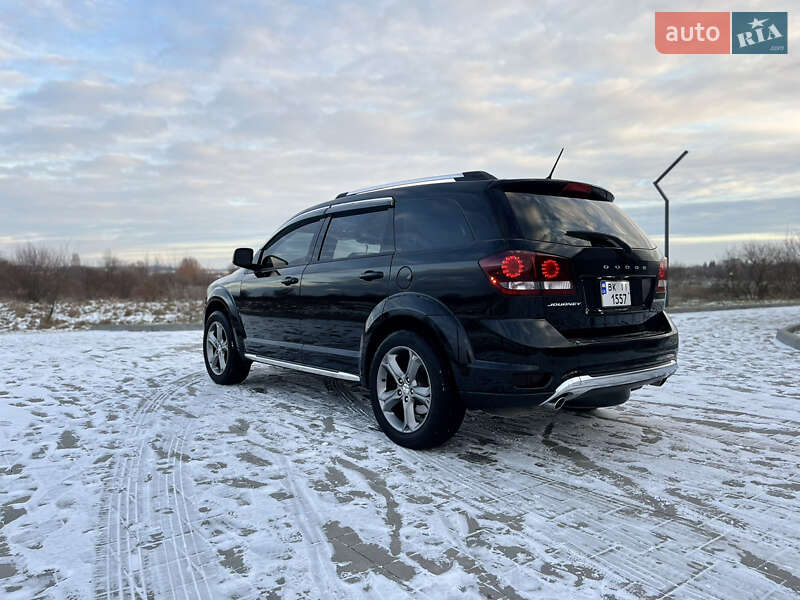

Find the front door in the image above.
[
  {"left": 300, "top": 206, "right": 395, "bottom": 374},
  {"left": 240, "top": 217, "right": 323, "bottom": 362}
]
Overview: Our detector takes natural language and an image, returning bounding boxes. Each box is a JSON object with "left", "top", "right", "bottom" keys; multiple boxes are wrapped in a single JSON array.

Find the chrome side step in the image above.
[
  {"left": 244, "top": 353, "right": 360, "bottom": 382},
  {"left": 547, "top": 359, "right": 678, "bottom": 406}
]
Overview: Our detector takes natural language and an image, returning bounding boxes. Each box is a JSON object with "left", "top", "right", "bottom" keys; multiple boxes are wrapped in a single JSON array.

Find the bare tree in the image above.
[
  {"left": 14, "top": 243, "right": 70, "bottom": 324},
  {"left": 743, "top": 243, "right": 777, "bottom": 300},
  {"left": 176, "top": 257, "right": 203, "bottom": 285},
  {"left": 0, "top": 255, "right": 12, "bottom": 297},
  {"left": 780, "top": 231, "right": 800, "bottom": 297},
  {"left": 103, "top": 249, "right": 121, "bottom": 271}
]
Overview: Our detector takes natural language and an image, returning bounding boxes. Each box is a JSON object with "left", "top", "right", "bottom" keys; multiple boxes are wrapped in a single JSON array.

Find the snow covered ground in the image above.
[
  {"left": 1, "top": 306, "right": 799, "bottom": 599},
  {"left": 0, "top": 300, "right": 203, "bottom": 332}
]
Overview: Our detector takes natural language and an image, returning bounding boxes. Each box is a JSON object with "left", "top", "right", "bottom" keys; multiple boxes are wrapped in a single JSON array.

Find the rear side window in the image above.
[
  {"left": 505, "top": 192, "right": 655, "bottom": 249},
  {"left": 456, "top": 194, "right": 502, "bottom": 241},
  {"left": 319, "top": 209, "right": 394, "bottom": 261},
  {"left": 395, "top": 197, "right": 474, "bottom": 251}
]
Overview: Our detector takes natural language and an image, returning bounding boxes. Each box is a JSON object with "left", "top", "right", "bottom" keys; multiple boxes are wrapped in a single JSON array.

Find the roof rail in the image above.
[{"left": 338, "top": 171, "right": 496, "bottom": 198}]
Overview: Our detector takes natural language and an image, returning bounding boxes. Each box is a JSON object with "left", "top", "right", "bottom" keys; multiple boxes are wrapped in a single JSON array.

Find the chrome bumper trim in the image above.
[
  {"left": 244, "top": 353, "right": 360, "bottom": 382},
  {"left": 547, "top": 359, "right": 678, "bottom": 404}
]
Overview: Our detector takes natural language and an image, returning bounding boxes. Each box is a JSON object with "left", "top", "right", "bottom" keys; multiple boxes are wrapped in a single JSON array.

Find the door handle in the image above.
[
  {"left": 359, "top": 270, "right": 384, "bottom": 281},
  {"left": 281, "top": 276, "right": 299, "bottom": 286}
]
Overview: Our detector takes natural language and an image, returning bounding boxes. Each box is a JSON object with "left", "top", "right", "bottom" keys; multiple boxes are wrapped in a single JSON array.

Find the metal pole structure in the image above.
[
  {"left": 653, "top": 150, "right": 688, "bottom": 264},
  {"left": 653, "top": 150, "right": 688, "bottom": 307}
]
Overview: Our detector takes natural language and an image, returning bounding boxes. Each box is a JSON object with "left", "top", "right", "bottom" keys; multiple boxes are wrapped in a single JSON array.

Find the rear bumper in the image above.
[
  {"left": 458, "top": 354, "right": 678, "bottom": 409},
  {"left": 454, "top": 312, "right": 679, "bottom": 409},
  {"left": 546, "top": 359, "right": 677, "bottom": 405}
]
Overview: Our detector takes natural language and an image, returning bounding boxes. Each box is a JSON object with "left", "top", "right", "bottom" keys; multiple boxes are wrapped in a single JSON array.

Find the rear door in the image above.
[
  {"left": 300, "top": 201, "right": 395, "bottom": 373},
  {"left": 239, "top": 217, "right": 324, "bottom": 362}
]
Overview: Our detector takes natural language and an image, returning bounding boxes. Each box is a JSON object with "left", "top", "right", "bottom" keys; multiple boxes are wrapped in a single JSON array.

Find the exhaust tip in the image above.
[{"left": 553, "top": 396, "right": 568, "bottom": 410}]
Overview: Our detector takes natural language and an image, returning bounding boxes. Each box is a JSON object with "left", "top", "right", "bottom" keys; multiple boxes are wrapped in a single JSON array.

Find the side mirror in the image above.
[{"left": 232, "top": 247, "right": 255, "bottom": 269}]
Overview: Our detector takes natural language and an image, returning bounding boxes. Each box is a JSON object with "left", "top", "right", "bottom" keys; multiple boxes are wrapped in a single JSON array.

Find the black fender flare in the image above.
[
  {"left": 359, "top": 292, "right": 473, "bottom": 387},
  {"left": 205, "top": 287, "right": 247, "bottom": 355}
]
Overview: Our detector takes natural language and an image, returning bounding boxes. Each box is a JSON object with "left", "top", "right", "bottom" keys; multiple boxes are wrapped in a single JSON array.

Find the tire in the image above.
[
  {"left": 369, "top": 330, "right": 465, "bottom": 449},
  {"left": 563, "top": 389, "right": 629, "bottom": 411},
  {"left": 203, "top": 310, "right": 251, "bottom": 385}
]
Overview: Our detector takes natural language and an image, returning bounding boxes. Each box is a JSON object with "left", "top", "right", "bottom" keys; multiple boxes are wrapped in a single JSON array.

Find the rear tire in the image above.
[
  {"left": 203, "top": 310, "right": 251, "bottom": 385},
  {"left": 369, "top": 330, "right": 464, "bottom": 449}
]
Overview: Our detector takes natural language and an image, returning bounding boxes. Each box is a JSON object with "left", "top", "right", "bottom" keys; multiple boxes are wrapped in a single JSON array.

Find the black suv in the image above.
[{"left": 204, "top": 172, "right": 678, "bottom": 448}]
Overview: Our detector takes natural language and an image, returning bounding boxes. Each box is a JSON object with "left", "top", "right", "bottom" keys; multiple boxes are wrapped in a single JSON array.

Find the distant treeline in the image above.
[
  {"left": 670, "top": 233, "right": 800, "bottom": 303},
  {"left": 1, "top": 234, "right": 799, "bottom": 312},
  {"left": 0, "top": 245, "right": 221, "bottom": 311}
]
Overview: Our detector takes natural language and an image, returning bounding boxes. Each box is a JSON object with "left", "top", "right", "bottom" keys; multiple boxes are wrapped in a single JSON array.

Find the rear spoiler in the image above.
[{"left": 489, "top": 179, "right": 614, "bottom": 202}]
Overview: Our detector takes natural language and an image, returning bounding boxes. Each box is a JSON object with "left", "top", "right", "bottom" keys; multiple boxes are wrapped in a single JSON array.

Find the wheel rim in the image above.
[
  {"left": 376, "top": 346, "right": 432, "bottom": 433},
  {"left": 206, "top": 321, "right": 229, "bottom": 375}
]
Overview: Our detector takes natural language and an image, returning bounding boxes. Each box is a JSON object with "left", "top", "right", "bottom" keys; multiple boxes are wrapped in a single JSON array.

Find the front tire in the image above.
[
  {"left": 203, "top": 310, "right": 251, "bottom": 385},
  {"left": 369, "top": 330, "right": 464, "bottom": 449}
]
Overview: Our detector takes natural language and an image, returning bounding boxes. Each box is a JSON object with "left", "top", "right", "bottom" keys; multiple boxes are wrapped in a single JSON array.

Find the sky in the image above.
[{"left": 0, "top": 0, "right": 798, "bottom": 267}]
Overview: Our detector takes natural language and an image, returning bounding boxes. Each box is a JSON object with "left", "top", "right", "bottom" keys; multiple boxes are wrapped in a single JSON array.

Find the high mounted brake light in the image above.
[
  {"left": 561, "top": 182, "right": 593, "bottom": 198},
  {"left": 480, "top": 251, "right": 574, "bottom": 296},
  {"left": 493, "top": 179, "right": 614, "bottom": 202}
]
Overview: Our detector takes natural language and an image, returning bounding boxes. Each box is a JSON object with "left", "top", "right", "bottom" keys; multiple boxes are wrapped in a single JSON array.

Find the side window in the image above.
[
  {"left": 456, "top": 195, "right": 502, "bottom": 241},
  {"left": 319, "top": 209, "right": 394, "bottom": 261},
  {"left": 395, "top": 197, "right": 474, "bottom": 252},
  {"left": 260, "top": 219, "right": 321, "bottom": 267}
]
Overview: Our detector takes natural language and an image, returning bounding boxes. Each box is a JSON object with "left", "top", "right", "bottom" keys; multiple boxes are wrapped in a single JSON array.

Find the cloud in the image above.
[
  {"left": 0, "top": 0, "right": 798, "bottom": 266},
  {"left": 22, "top": 79, "right": 122, "bottom": 115},
  {"left": 103, "top": 114, "right": 168, "bottom": 139}
]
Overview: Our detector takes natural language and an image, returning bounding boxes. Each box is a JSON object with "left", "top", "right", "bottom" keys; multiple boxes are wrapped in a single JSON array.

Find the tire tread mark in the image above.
[
  {"left": 94, "top": 371, "right": 202, "bottom": 599},
  {"left": 168, "top": 433, "right": 204, "bottom": 600},
  {"left": 275, "top": 454, "right": 349, "bottom": 599},
  {"left": 164, "top": 435, "right": 191, "bottom": 596},
  {"left": 175, "top": 429, "right": 215, "bottom": 599}
]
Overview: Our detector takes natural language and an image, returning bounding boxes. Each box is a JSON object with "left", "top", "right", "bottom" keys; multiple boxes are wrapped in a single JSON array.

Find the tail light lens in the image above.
[
  {"left": 479, "top": 251, "right": 574, "bottom": 295},
  {"left": 657, "top": 257, "right": 668, "bottom": 295}
]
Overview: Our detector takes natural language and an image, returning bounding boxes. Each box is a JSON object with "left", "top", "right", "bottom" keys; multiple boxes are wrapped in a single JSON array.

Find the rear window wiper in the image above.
[{"left": 565, "top": 230, "right": 632, "bottom": 254}]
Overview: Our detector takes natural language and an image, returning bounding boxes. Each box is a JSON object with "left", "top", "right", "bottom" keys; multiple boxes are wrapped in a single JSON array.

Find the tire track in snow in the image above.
[
  {"left": 324, "top": 376, "right": 797, "bottom": 596},
  {"left": 94, "top": 371, "right": 204, "bottom": 599},
  {"left": 174, "top": 429, "right": 216, "bottom": 598},
  {"left": 326, "top": 380, "right": 514, "bottom": 500},
  {"left": 327, "top": 379, "right": 668, "bottom": 520},
  {"left": 325, "top": 379, "right": 373, "bottom": 420},
  {"left": 154, "top": 436, "right": 179, "bottom": 600},
  {"left": 142, "top": 391, "right": 228, "bottom": 599},
  {"left": 131, "top": 438, "right": 148, "bottom": 600},
  {"left": 161, "top": 429, "right": 219, "bottom": 600},
  {"left": 322, "top": 378, "right": 724, "bottom": 586},
  {"left": 161, "top": 435, "right": 194, "bottom": 597},
  {"left": 275, "top": 453, "right": 350, "bottom": 599}
]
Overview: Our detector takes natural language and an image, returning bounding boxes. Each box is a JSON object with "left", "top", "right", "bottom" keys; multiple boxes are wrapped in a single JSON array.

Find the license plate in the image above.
[{"left": 600, "top": 280, "right": 631, "bottom": 307}]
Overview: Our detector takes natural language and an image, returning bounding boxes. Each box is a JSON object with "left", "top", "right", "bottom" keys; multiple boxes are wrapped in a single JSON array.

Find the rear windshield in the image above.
[{"left": 505, "top": 192, "right": 655, "bottom": 249}]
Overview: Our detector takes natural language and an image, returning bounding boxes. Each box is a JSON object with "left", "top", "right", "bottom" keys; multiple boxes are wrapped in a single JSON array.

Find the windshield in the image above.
[{"left": 505, "top": 192, "right": 655, "bottom": 249}]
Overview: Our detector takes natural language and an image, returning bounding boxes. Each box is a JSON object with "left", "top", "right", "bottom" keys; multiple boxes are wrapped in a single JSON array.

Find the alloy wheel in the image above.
[
  {"left": 206, "top": 321, "right": 229, "bottom": 375},
  {"left": 376, "top": 346, "right": 432, "bottom": 433}
]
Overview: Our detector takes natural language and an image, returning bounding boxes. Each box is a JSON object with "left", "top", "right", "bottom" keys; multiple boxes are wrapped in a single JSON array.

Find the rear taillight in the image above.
[
  {"left": 479, "top": 251, "right": 574, "bottom": 295},
  {"left": 657, "top": 257, "right": 667, "bottom": 295}
]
